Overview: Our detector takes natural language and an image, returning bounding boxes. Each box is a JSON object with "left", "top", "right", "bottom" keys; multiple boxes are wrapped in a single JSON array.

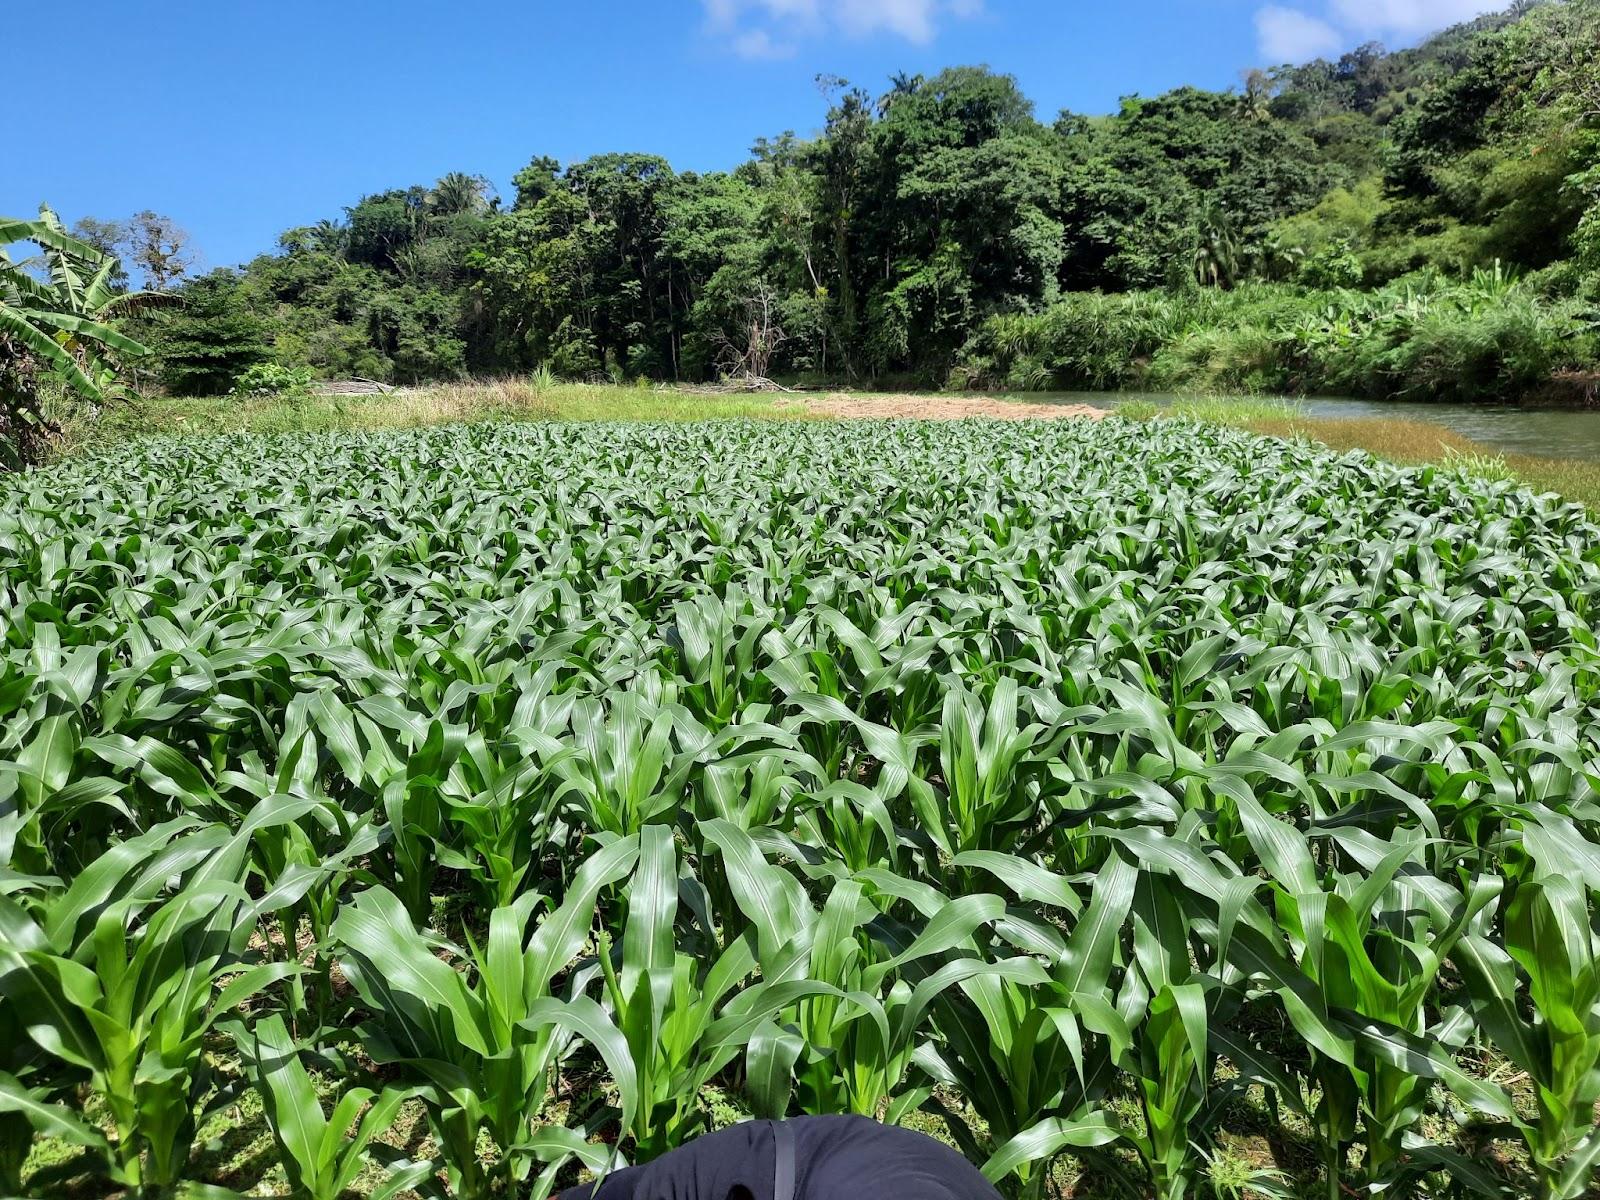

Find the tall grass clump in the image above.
[
  {"left": 3, "top": 418, "right": 1600, "bottom": 1199},
  {"left": 958, "top": 267, "right": 1596, "bottom": 402}
]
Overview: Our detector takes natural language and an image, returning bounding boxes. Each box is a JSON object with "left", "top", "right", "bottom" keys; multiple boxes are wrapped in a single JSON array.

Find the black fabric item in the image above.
[{"left": 562, "top": 1116, "right": 1001, "bottom": 1200}]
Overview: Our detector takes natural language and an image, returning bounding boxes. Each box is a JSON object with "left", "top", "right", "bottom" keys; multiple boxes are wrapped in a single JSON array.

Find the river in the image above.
[{"left": 1025, "top": 392, "right": 1600, "bottom": 462}]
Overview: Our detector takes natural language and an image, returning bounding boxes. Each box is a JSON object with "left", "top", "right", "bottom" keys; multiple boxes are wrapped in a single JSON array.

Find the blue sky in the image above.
[{"left": 7, "top": 0, "right": 1503, "bottom": 272}]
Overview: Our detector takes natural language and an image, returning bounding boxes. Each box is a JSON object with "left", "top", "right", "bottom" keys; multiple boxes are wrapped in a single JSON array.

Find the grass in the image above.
[{"left": 78, "top": 379, "right": 797, "bottom": 446}]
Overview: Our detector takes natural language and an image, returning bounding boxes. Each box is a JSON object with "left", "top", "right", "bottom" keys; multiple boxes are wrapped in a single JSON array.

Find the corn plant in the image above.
[
  {"left": 238, "top": 1014, "right": 426, "bottom": 1200},
  {"left": 331, "top": 835, "right": 642, "bottom": 1199},
  {"left": 0, "top": 877, "right": 293, "bottom": 1197},
  {"left": 592, "top": 823, "right": 759, "bottom": 1159},
  {"left": 5, "top": 416, "right": 1600, "bottom": 1199},
  {"left": 1456, "top": 875, "right": 1600, "bottom": 1200}
]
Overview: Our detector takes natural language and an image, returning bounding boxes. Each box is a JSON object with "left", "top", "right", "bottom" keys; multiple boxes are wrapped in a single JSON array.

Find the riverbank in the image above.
[
  {"left": 1154, "top": 398, "right": 1600, "bottom": 508},
  {"left": 956, "top": 275, "right": 1599, "bottom": 406},
  {"left": 792, "top": 393, "right": 1105, "bottom": 420}
]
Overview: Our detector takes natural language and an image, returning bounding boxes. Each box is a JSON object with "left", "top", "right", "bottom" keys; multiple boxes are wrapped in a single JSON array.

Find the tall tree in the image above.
[
  {"left": 120, "top": 211, "right": 196, "bottom": 290},
  {"left": 149, "top": 270, "right": 270, "bottom": 396}
]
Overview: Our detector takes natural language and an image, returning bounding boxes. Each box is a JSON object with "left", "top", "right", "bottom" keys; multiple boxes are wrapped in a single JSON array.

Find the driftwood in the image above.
[
  {"left": 314, "top": 377, "right": 395, "bottom": 396},
  {"left": 677, "top": 375, "right": 803, "bottom": 395}
]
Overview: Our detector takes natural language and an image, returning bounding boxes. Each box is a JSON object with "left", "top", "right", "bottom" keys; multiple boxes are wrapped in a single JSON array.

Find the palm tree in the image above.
[
  {"left": 310, "top": 219, "right": 348, "bottom": 254},
  {"left": 429, "top": 172, "right": 491, "bottom": 217},
  {"left": 878, "top": 71, "right": 924, "bottom": 116},
  {"left": 0, "top": 205, "right": 164, "bottom": 464},
  {"left": 1191, "top": 204, "right": 1243, "bottom": 289}
]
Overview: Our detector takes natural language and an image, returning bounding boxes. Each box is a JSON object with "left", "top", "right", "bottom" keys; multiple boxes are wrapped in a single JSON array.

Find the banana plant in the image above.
[{"left": 0, "top": 206, "right": 162, "bottom": 465}]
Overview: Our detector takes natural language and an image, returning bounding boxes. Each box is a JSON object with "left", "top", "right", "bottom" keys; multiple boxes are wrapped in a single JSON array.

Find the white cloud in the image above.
[
  {"left": 705, "top": 0, "right": 981, "bottom": 60},
  {"left": 1256, "top": 5, "right": 1343, "bottom": 61},
  {"left": 1254, "top": 0, "right": 1506, "bottom": 63},
  {"left": 1329, "top": 0, "right": 1503, "bottom": 35},
  {"left": 732, "top": 28, "right": 796, "bottom": 58}
]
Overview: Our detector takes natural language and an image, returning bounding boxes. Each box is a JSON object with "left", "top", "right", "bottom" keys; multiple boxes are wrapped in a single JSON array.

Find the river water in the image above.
[{"left": 1025, "top": 392, "right": 1600, "bottom": 462}]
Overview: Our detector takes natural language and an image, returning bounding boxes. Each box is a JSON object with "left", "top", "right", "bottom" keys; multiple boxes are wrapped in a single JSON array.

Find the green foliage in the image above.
[
  {"left": 1056, "top": 87, "right": 1335, "bottom": 292},
  {"left": 6, "top": 417, "right": 1600, "bottom": 1199},
  {"left": 958, "top": 270, "right": 1596, "bottom": 402},
  {"left": 150, "top": 271, "right": 271, "bottom": 397},
  {"left": 147, "top": 2, "right": 1600, "bottom": 399},
  {"left": 1298, "top": 240, "right": 1364, "bottom": 289},
  {"left": 0, "top": 205, "right": 158, "bottom": 465},
  {"left": 241, "top": 1014, "right": 422, "bottom": 1200},
  {"left": 229, "top": 361, "right": 314, "bottom": 398}
]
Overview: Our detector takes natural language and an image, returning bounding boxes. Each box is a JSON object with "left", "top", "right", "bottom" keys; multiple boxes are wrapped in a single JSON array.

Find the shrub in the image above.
[
  {"left": 229, "top": 362, "right": 316, "bottom": 399},
  {"left": 956, "top": 271, "right": 1594, "bottom": 404},
  {"left": 1298, "top": 240, "right": 1364, "bottom": 289}
]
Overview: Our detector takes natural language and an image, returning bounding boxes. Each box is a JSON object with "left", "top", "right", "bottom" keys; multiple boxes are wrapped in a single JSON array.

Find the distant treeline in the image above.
[{"left": 147, "top": 0, "right": 1600, "bottom": 399}]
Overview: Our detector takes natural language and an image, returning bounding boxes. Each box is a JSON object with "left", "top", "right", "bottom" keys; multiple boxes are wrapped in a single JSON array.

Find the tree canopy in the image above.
[{"left": 139, "top": 1, "right": 1600, "bottom": 391}]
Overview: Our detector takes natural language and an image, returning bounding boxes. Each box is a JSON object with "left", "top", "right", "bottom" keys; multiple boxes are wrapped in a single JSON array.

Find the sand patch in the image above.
[{"left": 794, "top": 393, "right": 1107, "bottom": 421}]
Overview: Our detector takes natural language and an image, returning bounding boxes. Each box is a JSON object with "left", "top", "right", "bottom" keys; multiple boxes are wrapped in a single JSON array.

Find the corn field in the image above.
[{"left": 3, "top": 418, "right": 1600, "bottom": 1200}]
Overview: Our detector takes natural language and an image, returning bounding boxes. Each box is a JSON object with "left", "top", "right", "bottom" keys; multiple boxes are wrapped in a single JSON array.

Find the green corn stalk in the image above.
[
  {"left": 554, "top": 692, "right": 774, "bottom": 839},
  {"left": 934, "top": 853, "right": 1143, "bottom": 1199},
  {"left": 592, "top": 823, "right": 760, "bottom": 1159},
  {"left": 238, "top": 1013, "right": 426, "bottom": 1200},
  {"left": 436, "top": 729, "right": 569, "bottom": 910},
  {"left": 1131, "top": 984, "right": 1210, "bottom": 1200},
  {"left": 1101, "top": 821, "right": 1372, "bottom": 1200},
  {"left": 925, "top": 677, "right": 1049, "bottom": 868},
  {"left": 1455, "top": 876, "right": 1600, "bottom": 1200},
  {"left": 1230, "top": 796, "right": 1502, "bottom": 1193},
  {"left": 331, "top": 834, "right": 641, "bottom": 1200},
  {"left": 554, "top": 695, "right": 684, "bottom": 837},
  {"left": 0, "top": 880, "right": 293, "bottom": 1197},
  {"left": 0, "top": 1068, "right": 113, "bottom": 1198},
  {"left": 702, "top": 819, "right": 1023, "bottom": 1121},
  {"left": 0, "top": 802, "right": 312, "bottom": 1197},
  {"left": 670, "top": 590, "right": 773, "bottom": 727}
]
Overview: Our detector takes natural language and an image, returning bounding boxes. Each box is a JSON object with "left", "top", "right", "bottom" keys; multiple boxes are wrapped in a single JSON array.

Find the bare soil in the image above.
[{"left": 793, "top": 393, "right": 1108, "bottom": 420}]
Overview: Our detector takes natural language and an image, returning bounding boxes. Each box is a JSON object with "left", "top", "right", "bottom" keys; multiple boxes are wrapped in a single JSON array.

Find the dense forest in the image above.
[{"left": 145, "top": 0, "right": 1600, "bottom": 400}]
